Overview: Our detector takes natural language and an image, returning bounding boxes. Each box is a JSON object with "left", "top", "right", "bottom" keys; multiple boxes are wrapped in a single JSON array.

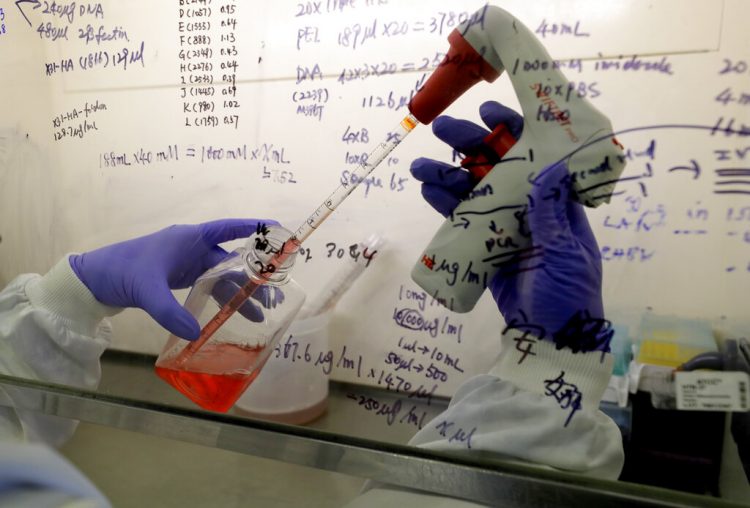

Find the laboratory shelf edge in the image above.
[{"left": 0, "top": 351, "right": 744, "bottom": 508}]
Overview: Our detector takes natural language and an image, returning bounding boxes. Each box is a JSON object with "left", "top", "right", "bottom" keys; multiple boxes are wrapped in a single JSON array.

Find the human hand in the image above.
[
  {"left": 69, "top": 219, "right": 280, "bottom": 340},
  {"left": 411, "top": 101, "right": 610, "bottom": 353},
  {"left": 210, "top": 265, "right": 285, "bottom": 323}
]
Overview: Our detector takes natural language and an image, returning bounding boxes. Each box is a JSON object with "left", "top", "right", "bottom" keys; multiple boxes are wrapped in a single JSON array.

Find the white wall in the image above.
[{"left": 0, "top": 0, "right": 748, "bottom": 397}]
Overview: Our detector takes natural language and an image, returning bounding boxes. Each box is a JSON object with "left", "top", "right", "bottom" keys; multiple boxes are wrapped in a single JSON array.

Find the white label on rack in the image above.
[{"left": 675, "top": 371, "right": 750, "bottom": 412}]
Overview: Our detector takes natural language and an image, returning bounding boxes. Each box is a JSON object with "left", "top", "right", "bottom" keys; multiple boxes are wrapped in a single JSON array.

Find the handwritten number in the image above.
[{"left": 719, "top": 58, "right": 748, "bottom": 75}]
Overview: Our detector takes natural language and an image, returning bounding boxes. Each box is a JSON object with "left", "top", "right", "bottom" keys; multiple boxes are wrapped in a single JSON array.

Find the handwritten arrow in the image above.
[
  {"left": 668, "top": 159, "right": 700, "bottom": 180},
  {"left": 15, "top": 0, "right": 41, "bottom": 27}
]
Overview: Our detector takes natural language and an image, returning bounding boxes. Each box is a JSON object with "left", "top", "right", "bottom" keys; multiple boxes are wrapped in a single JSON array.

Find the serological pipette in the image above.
[{"left": 174, "top": 113, "right": 419, "bottom": 365}]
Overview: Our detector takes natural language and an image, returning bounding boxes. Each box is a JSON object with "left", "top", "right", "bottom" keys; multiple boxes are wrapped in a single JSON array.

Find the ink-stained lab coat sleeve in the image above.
[
  {"left": 345, "top": 339, "right": 624, "bottom": 507},
  {"left": 0, "top": 256, "right": 118, "bottom": 508}
]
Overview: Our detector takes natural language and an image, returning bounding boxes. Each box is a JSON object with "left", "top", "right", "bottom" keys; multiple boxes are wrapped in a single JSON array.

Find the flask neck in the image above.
[{"left": 243, "top": 225, "right": 299, "bottom": 284}]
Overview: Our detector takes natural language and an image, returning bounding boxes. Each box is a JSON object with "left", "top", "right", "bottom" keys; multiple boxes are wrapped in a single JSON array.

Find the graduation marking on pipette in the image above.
[
  {"left": 173, "top": 113, "right": 420, "bottom": 365},
  {"left": 290, "top": 113, "right": 419, "bottom": 244}
]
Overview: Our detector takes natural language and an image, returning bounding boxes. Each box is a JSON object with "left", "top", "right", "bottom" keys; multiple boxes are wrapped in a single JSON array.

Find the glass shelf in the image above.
[{"left": 0, "top": 350, "right": 744, "bottom": 507}]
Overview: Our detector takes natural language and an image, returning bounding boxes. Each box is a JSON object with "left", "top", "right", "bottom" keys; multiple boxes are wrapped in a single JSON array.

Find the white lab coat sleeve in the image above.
[
  {"left": 409, "top": 339, "right": 624, "bottom": 478},
  {"left": 0, "top": 256, "right": 120, "bottom": 508},
  {"left": 0, "top": 442, "right": 109, "bottom": 508},
  {"left": 346, "top": 335, "right": 624, "bottom": 507}
]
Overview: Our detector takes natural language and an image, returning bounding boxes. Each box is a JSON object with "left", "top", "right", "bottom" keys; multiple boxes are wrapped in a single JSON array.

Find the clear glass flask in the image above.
[{"left": 155, "top": 225, "right": 306, "bottom": 412}]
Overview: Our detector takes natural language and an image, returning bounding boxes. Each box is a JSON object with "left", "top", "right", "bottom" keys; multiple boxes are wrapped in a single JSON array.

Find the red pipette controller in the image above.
[
  {"left": 408, "top": 28, "right": 499, "bottom": 125},
  {"left": 407, "top": 27, "right": 516, "bottom": 181},
  {"left": 461, "top": 123, "right": 516, "bottom": 181},
  {"left": 408, "top": 5, "right": 626, "bottom": 313}
]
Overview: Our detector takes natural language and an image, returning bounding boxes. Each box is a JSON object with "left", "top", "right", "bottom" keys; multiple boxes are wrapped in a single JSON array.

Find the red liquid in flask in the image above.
[{"left": 155, "top": 343, "right": 267, "bottom": 412}]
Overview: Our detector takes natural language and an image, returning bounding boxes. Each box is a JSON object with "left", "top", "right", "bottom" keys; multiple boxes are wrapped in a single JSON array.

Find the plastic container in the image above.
[
  {"left": 636, "top": 313, "right": 717, "bottom": 368},
  {"left": 154, "top": 225, "right": 306, "bottom": 412},
  {"left": 602, "top": 324, "right": 633, "bottom": 407},
  {"left": 234, "top": 310, "right": 331, "bottom": 424},
  {"left": 629, "top": 313, "right": 718, "bottom": 409}
]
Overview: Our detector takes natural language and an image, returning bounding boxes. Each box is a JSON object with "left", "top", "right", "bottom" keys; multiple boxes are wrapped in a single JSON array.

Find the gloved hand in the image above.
[
  {"left": 411, "top": 101, "right": 610, "bottom": 353},
  {"left": 211, "top": 265, "right": 285, "bottom": 323},
  {"left": 69, "top": 219, "right": 282, "bottom": 340}
]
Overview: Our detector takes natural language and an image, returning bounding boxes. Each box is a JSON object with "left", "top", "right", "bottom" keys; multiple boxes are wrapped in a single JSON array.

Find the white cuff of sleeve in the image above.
[
  {"left": 490, "top": 335, "right": 613, "bottom": 411},
  {"left": 25, "top": 255, "right": 121, "bottom": 335}
]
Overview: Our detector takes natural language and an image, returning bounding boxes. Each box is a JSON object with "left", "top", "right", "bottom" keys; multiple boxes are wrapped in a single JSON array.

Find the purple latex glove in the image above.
[
  {"left": 210, "top": 266, "right": 285, "bottom": 323},
  {"left": 411, "top": 101, "right": 611, "bottom": 353},
  {"left": 69, "top": 219, "right": 280, "bottom": 340}
]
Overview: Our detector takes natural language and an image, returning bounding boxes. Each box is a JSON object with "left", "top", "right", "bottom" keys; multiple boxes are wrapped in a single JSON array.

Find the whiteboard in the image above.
[{"left": 0, "top": 0, "right": 748, "bottom": 403}]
